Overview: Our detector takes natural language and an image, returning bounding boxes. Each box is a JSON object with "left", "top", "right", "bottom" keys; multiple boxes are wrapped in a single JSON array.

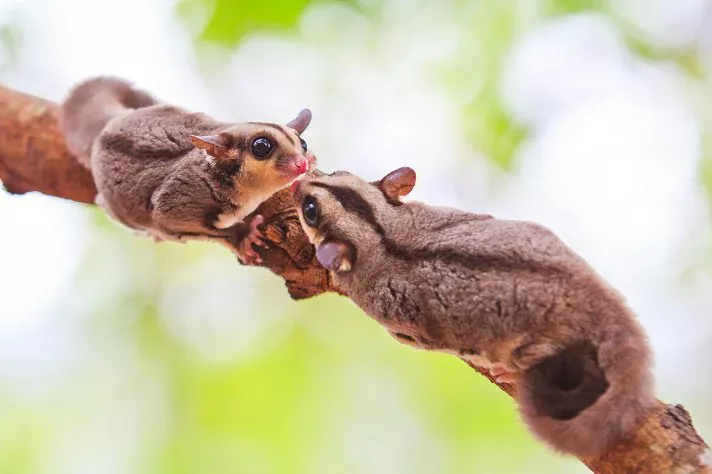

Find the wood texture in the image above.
[{"left": 1, "top": 82, "right": 709, "bottom": 473}]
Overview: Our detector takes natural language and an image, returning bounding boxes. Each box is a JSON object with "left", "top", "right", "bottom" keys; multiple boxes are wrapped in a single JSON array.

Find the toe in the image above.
[
  {"left": 249, "top": 230, "right": 265, "bottom": 242},
  {"left": 245, "top": 246, "right": 262, "bottom": 263}
]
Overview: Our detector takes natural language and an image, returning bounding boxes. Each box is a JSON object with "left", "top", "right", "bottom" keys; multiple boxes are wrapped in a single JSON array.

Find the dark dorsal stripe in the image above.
[
  {"left": 311, "top": 182, "right": 387, "bottom": 238},
  {"left": 311, "top": 182, "right": 564, "bottom": 276},
  {"left": 247, "top": 122, "right": 298, "bottom": 148}
]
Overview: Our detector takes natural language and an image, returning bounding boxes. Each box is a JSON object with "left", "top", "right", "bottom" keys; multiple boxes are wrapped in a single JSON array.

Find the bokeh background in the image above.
[{"left": 1, "top": 0, "right": 711, "bottom": 472}]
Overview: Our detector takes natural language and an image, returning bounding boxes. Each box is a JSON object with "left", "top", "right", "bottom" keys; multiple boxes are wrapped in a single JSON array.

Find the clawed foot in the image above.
[
  {"left": 490, "top": 362, "right": 518, "bottom": 384},
  {"left": 235, "top": 215, "right": 268, "bottom": 265}
]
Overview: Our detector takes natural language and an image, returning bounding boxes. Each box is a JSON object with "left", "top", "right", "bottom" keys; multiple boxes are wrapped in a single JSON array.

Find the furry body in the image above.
[
  {"left": 61, "top": 77, "right": 314, "bottom": 259},
  {"left": 294, "top": 168, "right": 655, "bottom": 456}
]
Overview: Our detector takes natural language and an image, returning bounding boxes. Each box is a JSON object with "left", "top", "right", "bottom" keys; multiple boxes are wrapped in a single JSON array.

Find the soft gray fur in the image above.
[
  {"left": 293, "top": 167, "right": 655, "bottom": 457},
  {"left": 61, "top": 76, "right": 315, "bottom": 263}
]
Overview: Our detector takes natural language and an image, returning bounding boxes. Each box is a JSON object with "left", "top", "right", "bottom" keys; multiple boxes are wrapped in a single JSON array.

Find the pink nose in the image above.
[{"left": 294, "top": 156, "right": 308, "bottom": 175}]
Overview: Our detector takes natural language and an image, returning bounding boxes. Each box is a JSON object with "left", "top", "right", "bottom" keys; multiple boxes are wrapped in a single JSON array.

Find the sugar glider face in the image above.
[
  {"left": 191, "top": 109, "right": 316, "bottom": 195},
  {"left": 293, "top": 167, "right": 416, "bottom": 273}
]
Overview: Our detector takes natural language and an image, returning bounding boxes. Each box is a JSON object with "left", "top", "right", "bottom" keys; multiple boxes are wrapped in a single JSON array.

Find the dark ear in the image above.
[
  {"left": 191, "top": 134, "right": 227, "bottom": 158},
  {"left": 286, "top": 109, "right": 312, "bottom": 134},
  {"left": 377, "top": 167, "right": 416, "bottom": 204},
  {"left": 316, "top": 241, "right": 355, "bottom": 273}
]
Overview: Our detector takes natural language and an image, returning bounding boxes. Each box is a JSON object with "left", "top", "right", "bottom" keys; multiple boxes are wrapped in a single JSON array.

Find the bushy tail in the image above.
[
  {"left": 60, "top": 76, "right": 157, "bottom": 168},
  {"left": 517, "top": 324, "right": 655, "bottom": 457}
]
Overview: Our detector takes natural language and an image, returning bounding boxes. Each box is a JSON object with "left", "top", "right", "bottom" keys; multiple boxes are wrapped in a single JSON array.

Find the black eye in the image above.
[
  {"left": 251, "top": 137, "right": 273, "bottom": 159},
  {"left": 302, "top": 196, "right": 319, "bottom": 227},
  {"left": 299, "top": 137, "right": 308, "bottom": 152}
]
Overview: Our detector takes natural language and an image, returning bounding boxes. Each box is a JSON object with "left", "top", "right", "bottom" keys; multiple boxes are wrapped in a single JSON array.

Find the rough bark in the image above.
[{"left": 1, "top": 83, "right": 709, "bottom": 474}]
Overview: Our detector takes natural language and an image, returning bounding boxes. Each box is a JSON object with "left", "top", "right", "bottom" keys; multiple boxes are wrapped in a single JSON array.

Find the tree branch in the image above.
[{"left": 0, "top": 83, "right": 709, "bottom": 474}]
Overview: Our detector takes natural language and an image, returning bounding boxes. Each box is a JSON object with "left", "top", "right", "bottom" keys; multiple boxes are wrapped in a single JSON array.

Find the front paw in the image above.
[{"left": 235, "top": 215, "right": 268, "bottom": 265}]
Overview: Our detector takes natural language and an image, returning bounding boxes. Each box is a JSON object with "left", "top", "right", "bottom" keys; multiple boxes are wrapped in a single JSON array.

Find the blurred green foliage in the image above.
[
  {"left": 22, "top": 208, "right": 579, "bottom": 474},
  {"left": 0, "top": 23, "right": 20, "bottom": 74},
  {"left": 177, "top": 0, "right": 712, "bottom": 179},
  {"left": 177, "top": 0, "right": 360, "bottom": 46},
  {"left": 2, "top": 1, "right": 711, "bottom": 473},
  {"left": 435, "top": 0, "right": 604, "bottom": 169},
  {"left": 167, "top": 2, "right": 711, "bottom": 471},
  {"left": 546, "top": 0, "right": 602, "bottom": 14},
  {"left": 439, "top": 0, "right": 530, "bottom": 170}
]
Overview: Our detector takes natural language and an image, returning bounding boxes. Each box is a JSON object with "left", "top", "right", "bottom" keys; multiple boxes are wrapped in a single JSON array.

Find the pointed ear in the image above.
[
  {"left": 191, "top": 134, "right": 227, "bottom": 158},
  {"left": 286, "top": 109, "right": 312, "bottom": 134},
  {"left": 316, "top": 241, "right": 355, "bottom": 273},
  {"left": 377, "top": 167, "right": 416, "bottom": 204}
]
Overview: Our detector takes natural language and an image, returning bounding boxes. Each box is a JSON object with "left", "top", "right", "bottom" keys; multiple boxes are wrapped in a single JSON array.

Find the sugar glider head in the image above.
[
  {"left": 293, "top": 167, "right": 416, "bottom": 273},
  {"left": 191, "top": 109, "right": 316, "bottom": 195}
]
